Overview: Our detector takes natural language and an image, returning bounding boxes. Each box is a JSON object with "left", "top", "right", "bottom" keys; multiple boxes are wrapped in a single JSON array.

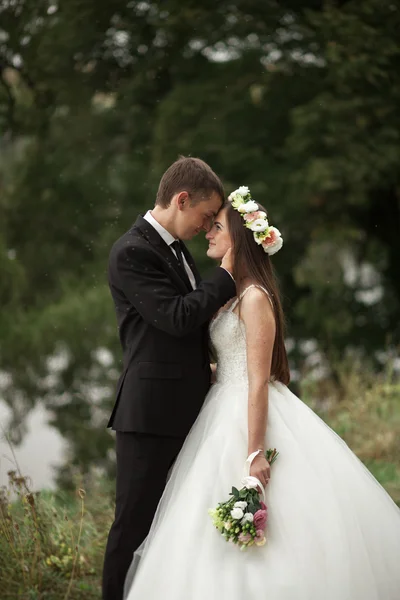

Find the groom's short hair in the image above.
[{"left": 156, "top": 156, "right": 225, "bottom": 208}]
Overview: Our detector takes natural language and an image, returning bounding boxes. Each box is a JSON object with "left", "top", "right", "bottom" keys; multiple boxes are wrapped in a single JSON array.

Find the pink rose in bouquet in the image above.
[
  {"left": 253, "top": 509, "right": 267, "bottom": 531},
  {"left": 208, "top": 448, "right": 279, "bottom": 551}
]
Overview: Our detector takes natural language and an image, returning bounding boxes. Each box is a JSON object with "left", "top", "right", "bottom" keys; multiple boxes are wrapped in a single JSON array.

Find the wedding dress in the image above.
[{"left": 125, "top": 285, "right": 400, "bottom": 600}]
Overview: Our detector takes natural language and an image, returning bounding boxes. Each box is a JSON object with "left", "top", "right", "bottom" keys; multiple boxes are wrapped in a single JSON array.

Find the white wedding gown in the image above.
[{"left": 125, "top": 285, "right": 400, "bottom": 600}]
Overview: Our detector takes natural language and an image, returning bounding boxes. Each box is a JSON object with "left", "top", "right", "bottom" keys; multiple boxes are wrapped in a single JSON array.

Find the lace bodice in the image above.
[{"left": 209, "top": 285, "right": 272, "bottom": 385}]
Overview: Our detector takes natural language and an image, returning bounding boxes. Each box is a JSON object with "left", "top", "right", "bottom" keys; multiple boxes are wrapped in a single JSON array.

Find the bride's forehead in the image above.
[{"left": 215, "top": 208, "right": 228, "bottom": 223}]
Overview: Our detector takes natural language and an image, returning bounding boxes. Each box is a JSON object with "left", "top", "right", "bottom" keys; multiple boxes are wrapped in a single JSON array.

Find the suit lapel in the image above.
[{"left": 134, "top": 215, "right": 192, "bottom": 293}]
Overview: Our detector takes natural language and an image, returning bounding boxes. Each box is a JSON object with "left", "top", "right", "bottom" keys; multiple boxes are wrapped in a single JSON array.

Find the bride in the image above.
[{"left": 124, "top": 186, "right": 400, "bottom": 600}]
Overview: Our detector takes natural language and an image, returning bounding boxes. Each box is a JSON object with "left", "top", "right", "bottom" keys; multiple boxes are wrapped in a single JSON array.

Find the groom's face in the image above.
[{"left": 175, "top": 191, "right": 223, "bottom": 240}]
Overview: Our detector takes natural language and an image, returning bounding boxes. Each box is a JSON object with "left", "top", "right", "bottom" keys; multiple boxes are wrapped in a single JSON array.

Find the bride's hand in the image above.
[{"left": 250, "top": 454, "right": 271, "bottom": 490}]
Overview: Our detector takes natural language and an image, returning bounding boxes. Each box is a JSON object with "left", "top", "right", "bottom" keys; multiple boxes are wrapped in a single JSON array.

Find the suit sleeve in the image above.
[{"left": 112, "top": 244, "right": 236, "bottom": 337}]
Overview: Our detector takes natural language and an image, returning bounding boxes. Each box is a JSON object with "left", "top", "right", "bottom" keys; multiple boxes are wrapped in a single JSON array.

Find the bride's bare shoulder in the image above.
[{"left": 240, "top": 286, "right": 275, "bottom": 322}]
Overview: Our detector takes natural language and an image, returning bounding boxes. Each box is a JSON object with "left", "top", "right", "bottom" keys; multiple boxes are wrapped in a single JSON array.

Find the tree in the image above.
[{"left": 0, "top": 0, "right": 398, "bottom": 484}]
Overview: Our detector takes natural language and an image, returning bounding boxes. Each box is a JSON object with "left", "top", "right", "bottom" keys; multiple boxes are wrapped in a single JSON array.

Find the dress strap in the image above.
[
  {"left": 229, "top": 297, "right": 240, "bottom": 312},
  {"left": 234, "top": 284, "right": 274, "bottom": 310},
  {"left": 238, "top": 284, "right": 257, "bottom": 301}
]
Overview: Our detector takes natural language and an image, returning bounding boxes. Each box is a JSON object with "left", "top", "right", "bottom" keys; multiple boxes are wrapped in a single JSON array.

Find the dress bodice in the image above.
[
  {"left": 209, "top": 285, "right": 272, "bottom": 385},
  {"left": 210, "top": 308, "right": 247, "bottom": 384}
]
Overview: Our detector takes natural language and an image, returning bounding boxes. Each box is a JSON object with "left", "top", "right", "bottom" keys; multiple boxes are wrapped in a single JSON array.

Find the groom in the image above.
[{"left": 102, "top": 156, "right": 236, "bottom": 600}]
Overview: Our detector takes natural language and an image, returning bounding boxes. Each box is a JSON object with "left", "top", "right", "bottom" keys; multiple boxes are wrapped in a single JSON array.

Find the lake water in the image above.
[{"left": 0, "top": 401, "right": 66, "bottom": 491}]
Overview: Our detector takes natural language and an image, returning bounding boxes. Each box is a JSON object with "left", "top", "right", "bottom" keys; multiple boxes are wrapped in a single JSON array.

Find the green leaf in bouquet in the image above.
[
  {"left": 230, "top": 487, "right": 240, "bottom": 498},
  {"left": 265, "top": 448, "right": 279, "bottom": 465}
]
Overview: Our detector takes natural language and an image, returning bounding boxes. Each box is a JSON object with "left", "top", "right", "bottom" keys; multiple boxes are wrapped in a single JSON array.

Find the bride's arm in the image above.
[{"left": 241, "top": 289, "right": 276, "bottom": 488}]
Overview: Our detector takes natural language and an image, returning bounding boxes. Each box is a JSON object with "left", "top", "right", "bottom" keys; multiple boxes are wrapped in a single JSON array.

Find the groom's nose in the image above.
[{"left": 202, "top": 218, "right": 212, "bottom": 233}]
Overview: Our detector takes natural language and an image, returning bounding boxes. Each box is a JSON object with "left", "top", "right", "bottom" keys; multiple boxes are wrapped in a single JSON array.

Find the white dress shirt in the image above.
[{"left": 144, "top": 211, "right": 197, "bottom": 290}]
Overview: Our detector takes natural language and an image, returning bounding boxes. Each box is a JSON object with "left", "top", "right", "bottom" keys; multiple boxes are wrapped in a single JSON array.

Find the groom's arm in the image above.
[{"left": 112, "top": 244, "right": 235, "bottom": 337}]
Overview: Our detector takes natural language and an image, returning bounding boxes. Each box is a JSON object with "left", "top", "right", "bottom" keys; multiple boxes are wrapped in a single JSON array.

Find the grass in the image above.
[
  {"left": 300, "top": 361, "right": 400, "bottom": 505},
  {"left": 0, "top": 470, "right": 114, "bottom": 599},
  {"left": 0, "top": 364, "right": 399, "bottom": 598}
]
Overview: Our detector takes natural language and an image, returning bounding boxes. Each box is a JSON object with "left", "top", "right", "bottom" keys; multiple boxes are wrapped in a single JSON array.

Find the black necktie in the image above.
[
  {"left": 171, "top": 240, "right": 184, "bottom": 268},
  {"left": 171, "top": 240, "right": 191, "bottom": 288}
]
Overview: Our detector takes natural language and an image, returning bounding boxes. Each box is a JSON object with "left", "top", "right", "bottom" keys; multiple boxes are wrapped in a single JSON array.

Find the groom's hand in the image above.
[{"left": 221, "top": 247, "right": 233, "bottom": 277}]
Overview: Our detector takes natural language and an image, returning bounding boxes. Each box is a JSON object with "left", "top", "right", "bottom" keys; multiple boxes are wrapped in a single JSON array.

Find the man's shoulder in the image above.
[
  {"left": 110, "top": 223, "right": 146, "bottom": 252},
  {"left": 108, "top": 223, "right": 158, "bottom": 271}
]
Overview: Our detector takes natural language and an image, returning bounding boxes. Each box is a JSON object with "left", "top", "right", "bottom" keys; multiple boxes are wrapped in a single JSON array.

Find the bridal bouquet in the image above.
[{"left": 208, "top": 448, "right": 278, "bottom": 550}]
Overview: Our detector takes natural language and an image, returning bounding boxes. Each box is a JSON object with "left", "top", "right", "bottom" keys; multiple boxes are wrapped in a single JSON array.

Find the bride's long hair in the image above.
[{"left": 224, "top": 201, "right": 290, "bottom": 385}]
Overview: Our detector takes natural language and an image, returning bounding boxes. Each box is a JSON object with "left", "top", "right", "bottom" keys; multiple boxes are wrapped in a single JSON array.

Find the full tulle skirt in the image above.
[{"left": 124, "top": 381, "right": 400, "bottom": 600}]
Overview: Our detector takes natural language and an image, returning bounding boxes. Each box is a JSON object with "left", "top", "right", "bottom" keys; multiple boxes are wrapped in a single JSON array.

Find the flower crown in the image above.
[{"left": 227, "top": 186, "right": 283, "bottom": 256}]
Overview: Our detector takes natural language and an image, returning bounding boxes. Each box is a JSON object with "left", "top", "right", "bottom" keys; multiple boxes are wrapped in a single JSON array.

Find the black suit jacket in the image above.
[{"left": 107, "top": 215, "right": 236, "bottom": 437}]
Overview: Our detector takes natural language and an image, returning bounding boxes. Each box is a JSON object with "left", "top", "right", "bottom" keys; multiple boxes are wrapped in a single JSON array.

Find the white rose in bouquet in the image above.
[{"left": 230, "top": 507, "right": 244, "bottom": 520}]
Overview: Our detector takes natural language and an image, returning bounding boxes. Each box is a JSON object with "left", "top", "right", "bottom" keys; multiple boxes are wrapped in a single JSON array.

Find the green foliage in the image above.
[
  {"left": 0, "top": 471, "right": 114, "bottom": 599},
  {"left": 0, "top": 368, "right": 398, "bottom": 597},
  {"left": 301, "top": 361, "right": 400, "bottom": 504},
  {"left": 0, "top": 0, "right": 399, "bottom": 482}
]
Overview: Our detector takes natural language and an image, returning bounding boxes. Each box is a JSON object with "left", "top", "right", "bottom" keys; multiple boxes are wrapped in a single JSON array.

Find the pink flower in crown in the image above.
[
  {"left": 238, "top": 532, "right": 252, "bottom": 544},
  {"left": 261, "top": 226, "right": 283, "bottom": 256},
  {"left": 243, "top": 210, "right": 267, "bottom": 223},
  {"left": 260, "top": 501, "right": 267, "bottom": 511},
  {"left": 253, "top": 509, "right": 267, "bottom": 531}
]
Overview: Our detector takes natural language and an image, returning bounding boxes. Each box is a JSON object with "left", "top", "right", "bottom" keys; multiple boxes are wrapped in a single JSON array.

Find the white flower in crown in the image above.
[
  {"left": 230, "top": 194, "right": 245, "bottom": 210},
  {"left": 228, "top": 185, "right": 283, "bottom": 256},
  {"left": 249, "top": 218, "right": 269, "bottom": 232},
  {"left": 238, "top": 200, "right": 259, "bottom": 213},
  {"left": 228, "top": 186, "right": 251, "bottom": 209},
  {"left": 237, "top": 186, "right": 250, "bottom": 196}
]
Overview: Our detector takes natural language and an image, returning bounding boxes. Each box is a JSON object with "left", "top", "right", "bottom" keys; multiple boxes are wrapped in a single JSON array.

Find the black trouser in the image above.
[{"left": 102, "top": 431, "right": 185, "bottom": 600}]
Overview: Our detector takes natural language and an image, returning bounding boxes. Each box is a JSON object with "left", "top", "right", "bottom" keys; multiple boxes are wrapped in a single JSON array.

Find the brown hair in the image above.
[
  {"left": 225, "top": 201, "right": 290, "bottom": 385},
  {"left": 156, "top": 156, "right": 225, "bottom": 208}
]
